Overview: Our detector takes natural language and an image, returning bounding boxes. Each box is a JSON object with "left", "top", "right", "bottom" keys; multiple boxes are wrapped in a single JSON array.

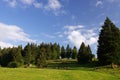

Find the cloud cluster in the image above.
[
  {"left": 64, "top": 25, "right": 98, "bottom": 48},
  {"left": 95, "top": 0, "right": 120, "bottom": 8},
  {"left": 95, "top": 0, "right": 103, "bottom": 7},
  {"left": 0, "top": 22, "right": 35, "bottom": 48},
  {"left": 2, "top": 0, "right": 63, "bottom": 15},
  {"left": 3, "top": 0, "right": 17, "bottom": 7}
]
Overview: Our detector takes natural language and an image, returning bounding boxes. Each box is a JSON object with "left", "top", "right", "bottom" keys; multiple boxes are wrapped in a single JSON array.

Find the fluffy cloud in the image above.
[
  {"left": 20, "top": 0, "right": 35, "bottom": 5},
  {"left": 95, "top": 0, "right": 103, "bottom": 7},
  {"left": 0, "top": 22, "right": 35, "bottom": 48},
  {"left": 64, "top": 25, "right": 98, "bottom": 48},
  {"left": 33, "top": 2, "right": 43, "bottom": 8},
  {"left": 44, "top": 0, "right": 64, "bottom": 15},
  {"left": 0, "top": 41, "right": 14, "bottom": 49},
  {"left": 2, "top": 0, "right": 63, "bottom": 15},
  {"left": 45, "top": 0, "right": 62, "bottom": 11},
  {"left": 3, "top": 0, "right": 17, "bottom": 7}
]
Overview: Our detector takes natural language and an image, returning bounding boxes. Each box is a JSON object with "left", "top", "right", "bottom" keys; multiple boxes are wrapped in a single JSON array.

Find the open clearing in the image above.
[
  {"left": 0, "top": 60, "right": 120, "bottom": 80},
  {"left": 0, "top": 67, "right": 120, "bottom": 80}
]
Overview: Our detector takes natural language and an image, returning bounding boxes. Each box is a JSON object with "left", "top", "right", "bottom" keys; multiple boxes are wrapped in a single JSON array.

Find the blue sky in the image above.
[{"left": 0, "top": 0, "right": 120, "bottom": 54}]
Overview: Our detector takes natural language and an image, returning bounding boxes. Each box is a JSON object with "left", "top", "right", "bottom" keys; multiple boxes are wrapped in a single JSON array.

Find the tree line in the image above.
[{"left": 0, "top": 42, "right": 94, "bottom": 68}]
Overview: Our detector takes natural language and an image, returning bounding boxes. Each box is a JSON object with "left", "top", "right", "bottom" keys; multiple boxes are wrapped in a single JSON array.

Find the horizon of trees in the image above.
[{"left": 0, "top": 42, "right": 84, "bottom": 68}]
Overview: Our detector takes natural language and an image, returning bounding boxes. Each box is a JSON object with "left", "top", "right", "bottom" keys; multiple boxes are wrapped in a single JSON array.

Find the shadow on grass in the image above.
[{"left": 47, "top": 59, "right": 99, "bottom": 71}]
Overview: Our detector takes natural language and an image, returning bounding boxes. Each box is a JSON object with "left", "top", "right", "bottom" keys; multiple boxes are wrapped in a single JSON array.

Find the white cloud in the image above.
[
  {"left": 33, "top": 2, "right": 43, "bottom": 8},
  {"left": 44, "top": 0, "right": 64, "bottom": 15},
  {"left": 45, "top": 0, "right": 62, "bottom": 11},
  {"left": 2, "top": 0, "right": 64, "bottom": 15},
  {"left": 95, "top": 0, "right": 103, "bottom": 7},
  {"left": 64, "top": 25, "right": 98, "bottom": 48},
  {"left": 0, "top": 22, "right": 35, "bottom": 48},
  {"left": 20, "top": 0, "right": 35, "bottom": 5},
  {"left": 3, "top": 0, "right": 17, "bottom": 7},
  {"left": 58, "top": 34, "right": 63, "bottom": 37},
  {"left": 0, "top": 41, "right": 14, "bottom": 49},
  {"left": 64, "top": 25, "right": 84, "bottom": 31}
]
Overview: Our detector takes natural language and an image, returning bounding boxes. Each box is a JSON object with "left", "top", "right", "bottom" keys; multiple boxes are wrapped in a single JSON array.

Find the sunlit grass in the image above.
[{"left": 0, "top": 68, "right": 119, "bottom": 80}]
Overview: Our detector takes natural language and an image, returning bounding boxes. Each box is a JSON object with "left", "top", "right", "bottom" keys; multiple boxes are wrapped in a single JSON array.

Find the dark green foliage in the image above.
[
  {"left": 0, "top": 48, "right": 12, "bottom": 66},
  {"left": 30, "top": 43, "right": 38, "bottom": 64},
  {"left": 56, "top": 44, "right": 60, "bottom": 59},
  {"left": 35, "top": 47, "right": 47, "bottom": 68},
  {"left": 23, "top": 43, "right": 32, "bottom": 65},
  {"left": 61, "top": 46, "right": 66, "bottom": 58},
  {"left": 51, "top": 43, "right": 57, "bottom": 60},
  {"left": 8, "top": 61, "right": 20, "bottom": 68},
  {"left": 66, "top": 44, "right": 72, "bottom": 59},
  {"left": 86, "top": 45, "right": 93, "bottom": 62},
  {"left": 45, "top": 44, "right": 52, "bottom": 60},
  {"left": 97, "top": 17, "right": 120, "bottom": 65},
  {"left": 77, "top": 42, "right": 93, "bottom": 64},
  {"left": 10, "top": 46, "right": 23, "bottom": 65},
  {"left": 72, "top": 46, "right": 77, "bottom": 59}
]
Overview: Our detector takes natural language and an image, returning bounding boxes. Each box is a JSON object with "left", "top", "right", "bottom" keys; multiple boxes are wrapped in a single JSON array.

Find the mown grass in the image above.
[
  {"left": 0, "top": 68, "right": 119, "bottom": 80},
  {"left": 0, "top": 59, "right": 120, "bottom": 80}
]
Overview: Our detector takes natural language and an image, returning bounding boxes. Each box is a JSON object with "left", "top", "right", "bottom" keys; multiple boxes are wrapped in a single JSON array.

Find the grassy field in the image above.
[{"left": 0, "top": 59, "right": 120, "bottom": 80}]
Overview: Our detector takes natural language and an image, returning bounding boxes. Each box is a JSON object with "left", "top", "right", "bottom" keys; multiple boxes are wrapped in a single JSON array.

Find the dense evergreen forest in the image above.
[
  {"left": 0, "top": 42, "right": 94, "bottom": 68},
  {"left": 0, "top": 17, "right": 120, "bottom": 68}
]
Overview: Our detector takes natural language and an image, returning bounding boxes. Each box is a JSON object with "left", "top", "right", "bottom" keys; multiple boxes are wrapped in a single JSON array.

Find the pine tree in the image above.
[
  {"left": 23, "top": 43, "right": 31, "bottom": 65},
  {"left": 72, "top": 46, "right": 77, "bottom": 59},
  {"left": 10, "top": 46, "right": 23, "bottom": 65},
  {"left": 61, "top": 46, "right": 66, "bottom": 58},
  {"left": 56, "top": 44, "right": 60, "bottom": 59},
  {"left": 77, "top": 42, "right": 93, "bottom": 63},
  {"left": 86, "top": 45, "right": 93, "bottom": 62},
  {"left": 77, "top": 42, "right": 87, "bottom": 63},
  {"left": 97, "top": 17, "right": 120, "bottom": 65},
  {"left": 66, "top": 44, "right": 71, "bottom": 59},
  {"left": 35, "top": 47, "right": 47, "bottom": 68}
]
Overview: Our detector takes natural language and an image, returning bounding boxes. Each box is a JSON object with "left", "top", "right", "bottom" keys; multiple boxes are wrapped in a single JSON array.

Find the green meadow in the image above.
[
  {"left": 0, "top": 60, "right": 120, "bottom": 80},
  {"left": 0, "top": 68, "right": 119, "bottom": 80}
]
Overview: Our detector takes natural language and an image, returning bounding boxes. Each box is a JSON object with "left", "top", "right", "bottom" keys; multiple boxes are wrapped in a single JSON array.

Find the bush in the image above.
[{"left": 8, "top": 61, "right": 20, "bottom": 68}]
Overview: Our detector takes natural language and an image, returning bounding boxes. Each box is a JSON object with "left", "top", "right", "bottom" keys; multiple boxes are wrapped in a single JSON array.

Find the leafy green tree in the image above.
[
  {"left": 97, "top": 17, "right": 120, "bottom": 65},
  {"left": 72, "top": 46, "right": 77, "bottom": 59}
]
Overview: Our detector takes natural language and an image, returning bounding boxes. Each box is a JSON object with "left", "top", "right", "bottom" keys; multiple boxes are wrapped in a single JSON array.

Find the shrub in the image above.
[{"left": 8, "top": 61, "right": 20, "bottom": 68}]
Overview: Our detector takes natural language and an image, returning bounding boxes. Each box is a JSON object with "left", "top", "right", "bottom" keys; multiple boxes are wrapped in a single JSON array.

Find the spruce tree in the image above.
[
  {"left": 77, "top": 42, "right": 87, "bottom": 63},
  {"left": 86, "top": 45, "right": 93, "bottom": 62},
  {"left": 23, "top": 43, "right": 31, "bottom": 65},
  {"left": 72, "top": 46, "right": 77, "bottom": 59},
  {"left": 97, "top": 17, "right": 120, "bottom": 65},
  {"left": 35, "top": 47, "right": 46, "bottom": 68},
  {"left": 61, "top": 46, "right": 66, "bottom": 58},
  {"left": 66, "top": 44, "right": 71, "bottom": 59},
  {"left": 77, "top": 42, "right": 93, "bottom": 63}
]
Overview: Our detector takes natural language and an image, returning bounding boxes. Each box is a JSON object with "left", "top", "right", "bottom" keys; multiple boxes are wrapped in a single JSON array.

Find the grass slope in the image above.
[{"left": 0, "top": 68, "right": 119, "bottom": 80}]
